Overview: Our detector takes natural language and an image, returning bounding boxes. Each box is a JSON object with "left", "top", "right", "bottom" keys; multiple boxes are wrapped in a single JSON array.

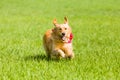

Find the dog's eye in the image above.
[
  {"left": 59, "top": 28, "right": 62, "bottom": 30},
  {"left": 65, "top": 28, "right": 67, "bottom": 30}
]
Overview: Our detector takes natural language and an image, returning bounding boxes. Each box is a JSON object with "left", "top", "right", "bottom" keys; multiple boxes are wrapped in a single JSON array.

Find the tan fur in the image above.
[{"left": 43, "top": 17, "right": 74, "bottom": 59}]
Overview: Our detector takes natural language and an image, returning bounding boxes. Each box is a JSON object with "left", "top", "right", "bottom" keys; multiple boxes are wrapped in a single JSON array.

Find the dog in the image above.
[{"left": 43, "top": 17, "right": 74, "bottom": 59}]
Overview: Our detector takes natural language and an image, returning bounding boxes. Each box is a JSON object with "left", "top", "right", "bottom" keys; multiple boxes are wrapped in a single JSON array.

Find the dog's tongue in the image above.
[{"left": 62, "top": 37, "right": 66, "bottom": 41}]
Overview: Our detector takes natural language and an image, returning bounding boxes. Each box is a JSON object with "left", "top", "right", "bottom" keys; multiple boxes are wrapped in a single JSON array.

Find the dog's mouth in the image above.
[
  {"left": 59, "top": 35, "right": 65, "bottom": 41},
  {"left": 60, "top": 35, "right": 68, "bottom": 42}
]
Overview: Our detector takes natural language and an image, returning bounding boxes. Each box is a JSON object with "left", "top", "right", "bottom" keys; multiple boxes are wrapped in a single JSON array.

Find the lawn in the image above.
[{"left": 0, "top": 0, "right": 120, "bottom": 80}]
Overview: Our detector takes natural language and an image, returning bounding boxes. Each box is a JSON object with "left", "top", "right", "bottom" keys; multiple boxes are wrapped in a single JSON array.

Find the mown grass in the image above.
[{"left": 0, "top": 0, "right": 120, "bottom": 80}]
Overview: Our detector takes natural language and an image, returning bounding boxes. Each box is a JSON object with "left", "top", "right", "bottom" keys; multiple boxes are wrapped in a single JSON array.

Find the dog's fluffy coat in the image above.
[{"left": 43, "top": 17, "right": 74, "bottom": 59}]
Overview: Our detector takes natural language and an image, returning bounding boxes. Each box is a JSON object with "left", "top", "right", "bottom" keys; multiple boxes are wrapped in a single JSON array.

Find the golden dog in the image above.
[{"left": 43, "top": 17, "right": 74, "bottom": 59}]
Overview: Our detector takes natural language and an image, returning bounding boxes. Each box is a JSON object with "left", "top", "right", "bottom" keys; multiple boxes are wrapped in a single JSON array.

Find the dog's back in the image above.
[{"left": 43, "top": 29, "right": 53, "bottom": 57}]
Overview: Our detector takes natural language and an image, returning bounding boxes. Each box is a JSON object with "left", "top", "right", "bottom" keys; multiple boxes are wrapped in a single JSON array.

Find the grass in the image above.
[{"left": 0, "top": 0, "right": 120, "bottom": 80}]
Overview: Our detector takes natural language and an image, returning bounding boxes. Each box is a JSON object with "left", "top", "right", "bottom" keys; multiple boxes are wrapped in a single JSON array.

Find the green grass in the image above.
[{"left": 0, "top": 0, "right": 120, "bottom": 80}]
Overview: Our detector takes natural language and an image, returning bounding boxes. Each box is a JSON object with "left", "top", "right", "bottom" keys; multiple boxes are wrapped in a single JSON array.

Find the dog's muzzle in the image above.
[{"left": 60, "top": 33, "right": 66, "bottom": 41}]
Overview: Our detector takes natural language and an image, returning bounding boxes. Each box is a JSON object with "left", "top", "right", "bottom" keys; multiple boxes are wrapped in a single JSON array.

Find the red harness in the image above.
[{"left": 68, "top": 33, "right": 73, "bottom": 43}]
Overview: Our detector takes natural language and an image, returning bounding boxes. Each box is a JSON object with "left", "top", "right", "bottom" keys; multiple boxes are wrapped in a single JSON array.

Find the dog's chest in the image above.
[
  {"left": 53, "top": 42, "right": 72, "bottom": 49},
  {"left": 63, "top": 43, "right": 72, "bottom": 49},
  {"left": 58, "top": 43, "right": 72, "bottom": 51}
]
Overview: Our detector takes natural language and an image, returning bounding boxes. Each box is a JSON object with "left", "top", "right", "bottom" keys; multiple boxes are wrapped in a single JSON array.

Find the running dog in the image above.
[{"left": 43, "top": 17, "right": 74, "bottom": 59}]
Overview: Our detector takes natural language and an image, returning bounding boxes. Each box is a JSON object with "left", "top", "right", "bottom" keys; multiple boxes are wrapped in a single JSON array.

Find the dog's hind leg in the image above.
[
  {"left": 43, "top": 42, "right": 50, "bottom": 58},
  {"left": 64, "top": 48, "right": 74, "bottom": 59},
  {"left": 68, "top": 52, "right": 74, "bottom": 59}
]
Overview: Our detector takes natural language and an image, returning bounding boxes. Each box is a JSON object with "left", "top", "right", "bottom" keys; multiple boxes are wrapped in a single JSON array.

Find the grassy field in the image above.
[{"left": 0, "top": 0, "right": 120, "bottom": 80}]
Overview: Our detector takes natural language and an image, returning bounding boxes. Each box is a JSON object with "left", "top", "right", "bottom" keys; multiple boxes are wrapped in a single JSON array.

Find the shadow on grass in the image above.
[
  {"left": 24, "top": 54, "right": 49, "bottom": 62},
  {"left": 24, "top": 54, "right": 63, "bottom": 62}
]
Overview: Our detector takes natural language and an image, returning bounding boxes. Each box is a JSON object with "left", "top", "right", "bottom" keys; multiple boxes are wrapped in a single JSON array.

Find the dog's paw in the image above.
[
  {"left": 57, "top": 49, "right": 65, "bottom": 58},
  {"left": 67, "top": 53, "right": 74, "bottom": 59}
]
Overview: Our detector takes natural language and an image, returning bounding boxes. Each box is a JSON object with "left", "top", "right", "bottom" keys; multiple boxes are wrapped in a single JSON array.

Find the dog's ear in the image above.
[
  {"left": 64, "top": 17, "right": 68, "bottom": 24},
  {"left": 53, "top": 19, "right": 59, "bottom": 27}
]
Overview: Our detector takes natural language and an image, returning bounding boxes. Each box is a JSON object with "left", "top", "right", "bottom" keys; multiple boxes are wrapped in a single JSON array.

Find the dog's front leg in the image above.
[{"left": 52, "top": 49, "right": 65, "bottom": 59}]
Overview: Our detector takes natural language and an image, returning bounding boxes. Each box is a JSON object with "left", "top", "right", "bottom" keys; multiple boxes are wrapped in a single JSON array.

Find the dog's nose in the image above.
[{"left": 62, "top": 33, "right": 65, "bottom": 36}]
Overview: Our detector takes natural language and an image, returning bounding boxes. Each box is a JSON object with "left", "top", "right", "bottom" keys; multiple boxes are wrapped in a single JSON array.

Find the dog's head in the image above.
[{"left": 52, "top": 17, "right": 72, "bottom": 42}]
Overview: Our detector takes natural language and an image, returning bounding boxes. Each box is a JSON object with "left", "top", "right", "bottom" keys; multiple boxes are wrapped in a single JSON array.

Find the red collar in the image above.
[{"left": 68, "top": 33, "right": 73, "bottom": 43}]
